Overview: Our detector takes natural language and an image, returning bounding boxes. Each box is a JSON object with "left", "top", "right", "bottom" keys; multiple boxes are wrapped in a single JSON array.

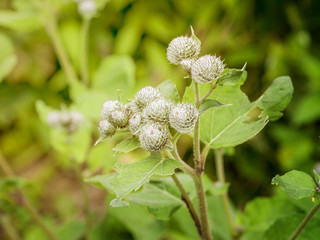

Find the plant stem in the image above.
[
  {"left": 43, "top": 11, "right": 78, "bottom": 84},
  {"left": 199, "top": 82, "right": 217, "bottom": 105},
  {"left": 214, "top": 149, "right": 234, "bottom": 236},
  {"left": 172, "top": 174, "right": 202, "bottom": 237},
  {"left": 0, "top": 215, "right": 21, "bottom": 240},
  {"left": 75, "top": 163, "right": 92, "bottom": 239},
  {"left": 80, "top": 17, "right": 91, "bottom": 85},
  {"left": 194, "top": 175, "right": 213, "bottom": 240},
  {"left": 289, "top": 203, "right": 320, "bottom": 240},
  {"left": 0, "top": 151, "right": 59, "bottom": 240},
  {"left": 165, "top": 150, "right": 196, "bottom": 177},
  {"left": 193, "top": 81, "right": 202, "bottom": 173}
]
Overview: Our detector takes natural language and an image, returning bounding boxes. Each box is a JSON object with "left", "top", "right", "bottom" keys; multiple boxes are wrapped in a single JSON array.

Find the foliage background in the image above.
[{"left": 0, "top": 0, "right": 320, "bottom": 239}]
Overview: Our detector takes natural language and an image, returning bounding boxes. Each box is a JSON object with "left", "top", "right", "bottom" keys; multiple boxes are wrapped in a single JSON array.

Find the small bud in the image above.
[
  {"left": 134, "top": 86, "right": 161, "bottom": 110},
  {"left": 98, "top": 120, "right": 116, "bottom": 137},
  {"left": 191, "top": 55, "right": 225, "bottom": 84},
  {"left": 128, "top": 114, "right": 142, "bottom": 136},
  {"left": 169, "top": 103, "right": 198, "bottom": 134},
  {"left": 167, "top": 36, "right": 201, "bottom": 65},
  {"left": 110, "top": 110, "right": 128, "bottom": 128},
  {"left": 101, "top": 100, "right": 124, "bottom": 120},
  {"left": 143, "top": 98, "right": 172, "bottom": 123},
  {"left": 139, "top": 122, "right": 170, "bottom": 152},
  {"left": 77, "top": 0, "right": 97, "bottom": 18}
]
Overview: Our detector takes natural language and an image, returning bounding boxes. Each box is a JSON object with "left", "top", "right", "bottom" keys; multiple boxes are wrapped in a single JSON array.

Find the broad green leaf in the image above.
[
  {"left": 0, "top": 33, "right": 17, "bottom": 82},
  {"left": 112, "top": 138, "right": 140, "bottom": 154},
  {"left": 272, "top": 170, "right": 316, "bottom": 200},
  {"left": 255, "top": 76, "right": 294, "bottom": 121},
  {"left": 127, "top": 181, "right": 185, "bottom": 220},
  {"left": 0, "top": 11, "right": 41, "bottom": 32},
  {"left": 199, "top": 76, "right": 293, "bottom": 149},
  {"left": 109, "top": 153, "right": 182, "bottom": 198},
  {"left": 92, "top": 55, "right": 135, "bottom": 99},
  {"left": 88, "top": 142, "right": 118, "bottom": 172},
  {"left": 216, "top": 67, "right": 247, "bottom": 86},
  {"left": 156, "top": 79, "right": 180, "bottom": 103},
  {"left": 199, "top": 99, "right": 230, "bottom": 115}
]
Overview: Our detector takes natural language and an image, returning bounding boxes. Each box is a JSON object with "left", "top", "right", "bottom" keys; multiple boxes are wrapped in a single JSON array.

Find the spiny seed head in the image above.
[
  {"left": 125, "top": 101, "right": 141, "bottom": 118},
  {"left": 191, "top": 55, "right": 225, "bottom": 84},
  {"left": 77, "top": 0, "right": 97, "bottom": 17},
  {"left": 128, "top": 114, "right": 142, "bottom": 136},
  {"left": 98, "top": 120, "right": 116, "bottom": 137},
  {"left": 180, "top": 58, "right": 195, "bottom": 75},
  {"left": 47, "top": 110, "right": 83, "bottom": 133},
  {"left": 139, "top": 122, "right": 170, "bottom": 152},
  {"left": 143, "top": 98, "right": 172, "bottom": 123},
  {"left": 169, "top": 103, "right": 198, "bottom": 134},
  {"left": 134, "top": 86, "right": 161, "bottom": 110},
  {"left": 167, "top": 36, "right": 201, "bottom": 65},
  {"left": 110, "top": 110, "right": 128, "bottom": 128},
  {"left": 101, "top": 100, "right": 124, "bottom": 120}
]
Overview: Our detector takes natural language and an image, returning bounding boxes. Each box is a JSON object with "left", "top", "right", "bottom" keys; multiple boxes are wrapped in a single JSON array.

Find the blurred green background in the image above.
[{"left": 1, "top": 0, "right": 320, "bottom": 239}]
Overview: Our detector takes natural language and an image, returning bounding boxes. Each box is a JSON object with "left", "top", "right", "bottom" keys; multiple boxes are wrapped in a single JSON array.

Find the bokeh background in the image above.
[{"left": 1, "top": 0, "right": 320, "bottom": 239}]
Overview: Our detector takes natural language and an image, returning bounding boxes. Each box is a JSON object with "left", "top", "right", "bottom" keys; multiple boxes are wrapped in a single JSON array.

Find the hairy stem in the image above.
[
  {"left": 214, "top": 149, "right": 234, "bottom": 236},
  {"left": 172, "top": 174, "right": 202, "bottom": 237},
  {"left": 165, "top": 150, "right": 196, "bottom": 178},
  {"left": 194, "top": 175, "right": 213, "bottom": 240},
  {"left": 289, "top": 204, "right": 320, "bottom": 240},
  {"left": 0, "top": 215, "right": 21, "bottom": 240},
  {"left": 44, "top": 11, "right": 78, "bottom": 84},
  {"left": 193, "top": 81, "right": 201, "bottom": 172},
  {"left": 80, "top": 17, "right": 91, "bottom": 85},
  {"left": 0, "top": 151, "right": 59, "bottom": 240}
]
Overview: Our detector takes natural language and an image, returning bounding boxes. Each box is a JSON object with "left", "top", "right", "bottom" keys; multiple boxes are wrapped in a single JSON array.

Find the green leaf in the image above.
[
  {"left": 199, "top": 75, "right": 293, "bottom": 149},
  {"left": 92, "top": 55, "right": 135, "bottom": 99},
  {"left": 112, "top": 138, "right": 140, "bottom": 154},
  {"left": 0, "top": 11, "right": 41, "bottom": 32},
  {"left": 156, "top": 79, "right": 180, "bottom": 103},
  {"left": 255, "top": 76, "right": 294, "bottom": 121},
  {"left": 127, "top": 181, "right": 185, "bottom": 220},
  {"left": 0, "top": 33, "right": 17, "bottom": 82},
  {"left": 314, "top": 170, "right": 320, "bottom": 187},
  {"left": 84, "top": 174, "right": 114, "bottom": 190},
  {"left": 109, "top": 153, "right": 182, "bottom": 198},
  {"left": 216, "top": 67, "right": 247, "bottom": 86},
  {"left": 199, "top": 99, "right": 230, "bottom": 115},
  {"left": 272, "top": 170, "right": 316, "bottom": 200}
]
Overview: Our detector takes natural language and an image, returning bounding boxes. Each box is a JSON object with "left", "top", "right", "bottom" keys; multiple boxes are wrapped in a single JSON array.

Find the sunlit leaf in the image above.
[
  {"left": 112, "top": 138, "right": 140, "bottom": 154},
  {"left": 156, "top": 79, "right": 180, "bottom": 103}
]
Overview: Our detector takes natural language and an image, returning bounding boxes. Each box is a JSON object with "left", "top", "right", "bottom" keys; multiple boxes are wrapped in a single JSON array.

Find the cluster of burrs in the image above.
[
  {"left": 47, "top": 110, "right": 83, "bottom": 133},
  {"left": 167, "top": 28, "right": 226, "bottom": 83},
  {"left": 98, "top": 86, "right": 198, "bottom": 152}
]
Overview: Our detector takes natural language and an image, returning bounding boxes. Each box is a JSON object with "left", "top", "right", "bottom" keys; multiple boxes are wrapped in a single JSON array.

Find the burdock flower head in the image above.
[
  {"left": 101, "top": 100, "right": 128, "bottom": 128},
  {"left": 139, "top": 122, "right": 170, "bottom": 152},
  {"left": 167, "top": 34, "right": 201, "bottom": 66},
  {"left": 134, "top": 86, "right": 161, "bottom": 110},
  {"left": 128, "top": 114, "right": 142, "bottom": 136},
  {"left": 47, "top": 110, "right": 83, "bottom": 133},
  {"left": 191, "top": 55, "right": 225, "bottom": 84},
  {"left": 143, "top": 98, "right": 172, "bottom": 124},
  {"left": 169, "top": 103, "right": 198, "bottom": 134},
  {"left": 98, "top": 120, "right": 116, "bottom": 137}
]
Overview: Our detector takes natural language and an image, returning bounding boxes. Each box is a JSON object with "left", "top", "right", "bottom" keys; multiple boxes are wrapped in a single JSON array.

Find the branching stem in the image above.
[{"left": 199, "top": 82, "right": 217, "bottom": 105}]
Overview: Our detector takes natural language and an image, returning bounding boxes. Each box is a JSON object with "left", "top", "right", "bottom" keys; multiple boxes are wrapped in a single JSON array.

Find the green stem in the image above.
[
  {"left": 0, "top": 215, "right": 21, "bottom": 240},
  {"left": 199, "top": 82, "right": 217, "bottom": 105},
  {"left": 214, "top": 149, "right": 234, "bottom": 236},
  {"left": 193, "top": 81, "right": 202, "bottom": 173},
  {"left": 289, "top": 204, "right": 320, "bottom": 240},
  {"left": 44, "top": 12, "right": 78, "bottom": 84},
  {"left": 172, "top": 174, "right": 202, "bottom": 237},
  {"left": 0, "top": 151, "right": 59, "bottom": 240},
  {"left": 80, "top": 17, "right": 91, "bottom": 85},
  {"left": 194, "top": 175, "right": 213, "bottom": 240},
  {"left": 74, "top": 163, "right": 91, "bottom": 239},
  {"left": 165, "top": 150, "right": 196, "bottom": 177}
]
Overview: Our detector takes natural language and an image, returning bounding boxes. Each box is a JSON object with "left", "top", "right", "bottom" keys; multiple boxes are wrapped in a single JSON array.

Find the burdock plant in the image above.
[{"left": 89, "top": 27, "right": 294, "bottom": 240}]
